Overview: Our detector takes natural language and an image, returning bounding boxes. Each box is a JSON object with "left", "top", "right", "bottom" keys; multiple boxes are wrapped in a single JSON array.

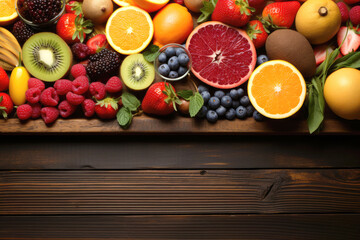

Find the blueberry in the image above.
[
  {"left": 246, "top": 105, "right": 255, "bottom": 117},
  {"left": 178, "top": 53, "right": 190, "bottom": 66},
  {"left": 158, "top": 64, "right": 170, "bottom": 76},
  {"left": 257, "top": 54, "right": 269, "bottom": 66},
  {"left": 235, "top": 106, "right": 247, "bottom": 119},
  {"left": 253, "top": 110, "right": 265, "bottom": 121},
  {"left": 216, "top": 105, "right": 226, "bottom": 117},
  {"left": 169, "top": 71, "right": 179, "bottom": 78},
  {"left": 237, "top": 88, "right": 245, "bottom": 98},
  {"left": 178, "top": 66, "right": 188, "bottom": 76},
  {"left": 201, "top": 91, "right": 211, "bottom": 103},
  {"left": 206, "top": 110, "right": 218, "bottom": 123},
  {"left": 176, "top": 48, "right": 186, "bottom": 56},
  {"left": 158, "top": 52, "right": 167, "bottom": 63},
  {"left": 229, "top": 89, "right": 239, "bottom": 100},
  {"left": 214, "top": 90, "right": 225, "bottom": 99},
  {"left": 198, "top": 85, "right": 209, "bottom": 93},
  {"left": 225, "top": 108, "right": 236, "bottom": 120},
  {"left": 232, "top": 100, "right": 240, "bottom": 109},
  {"left": 164, "top": 47, "right": 176, "bottom": 58},
  {"left": 168, "top": 56, "right": 180, "bottom": 70},
  {"left": 221, "top": 95, "right": 232, "bottom": 108},
  {"left": 240, "top": 96, "right": 250, "bottom": 106},
  {"left": 196, "top": 105, "right": 208, "bottom": 118},
  {"left": 208, "top": 96, "right": 220, "bottom": 109}
]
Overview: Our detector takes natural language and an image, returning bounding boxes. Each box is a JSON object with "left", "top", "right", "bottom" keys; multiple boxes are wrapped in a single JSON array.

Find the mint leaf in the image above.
[
  {"left": 117, "top": 107, "right": 133, "bottom": 129},
  {"left": 189, "top": 92, "right": 204, "bottom": 117},
  {"left": 121, "top": 92, "right": 140, "bottom": 112},
  {"left": 198, "top": 0, "right": 218, "bottom": 23},
  {"left": 177, "top": 90, "right": 194, "bottom": 101},
  {"left": 143, "top": 45, "right": 160, "bottom": 62}
]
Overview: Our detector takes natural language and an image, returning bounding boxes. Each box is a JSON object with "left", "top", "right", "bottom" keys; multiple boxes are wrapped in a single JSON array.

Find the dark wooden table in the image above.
[{"left": 0, "top": 116, "right": 360, "bottom": 239}]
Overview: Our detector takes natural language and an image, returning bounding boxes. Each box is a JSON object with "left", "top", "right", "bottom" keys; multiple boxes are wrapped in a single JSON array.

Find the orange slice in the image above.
[
  {"left": 133, "top": 0, "right": 169, "bottom": 13},
  {"left": 112, "top": 0, "right": 137, "bottom": 7},
  {"left": 0, "top": 0, "right": 18, "bottom": 26},
  {"left": 248, "top": 60, "right": 306, "bottom": 119},
  {"left": 106, "top": 6, "right": 154, "bottom": 55}
]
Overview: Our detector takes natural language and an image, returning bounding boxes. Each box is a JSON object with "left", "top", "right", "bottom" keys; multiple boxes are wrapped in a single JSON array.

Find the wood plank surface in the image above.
[
  {"left": 1, "top": 214, "right": 359, "bottom": 239},
  {"left": 1, "top": 169, "right": 359, "bottom": 215},
  {"left": 0, "top": 136, "right": 359, "bottom": 170}
]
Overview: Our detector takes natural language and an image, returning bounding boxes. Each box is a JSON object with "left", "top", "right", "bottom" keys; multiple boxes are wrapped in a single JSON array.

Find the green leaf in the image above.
[
  {"left": 189, "top": 92, "right": 204, "bottom": 117},
  {"left": 307, "top": 78, "right": 325, "bottom": 134},
  {"left": 143, "top": 45, "right": 160, "bottom": 62},
  {"left": 117, "top": 107, "right": 133, "bottom": 129},
  {"left": 121, "top": 92, "right": 141, "bottom": 112},
  {"left": 331, "top": 51, "right": 360, "bottom": 72},
  {"left": 198, "top": 0, "right": 218, "bottom": 23},
  {"left": 0, "top": 96, "right": 3, "bottom": 103},
  {"left": 177, "top": 90, "right": 194, "bottom": 101}
]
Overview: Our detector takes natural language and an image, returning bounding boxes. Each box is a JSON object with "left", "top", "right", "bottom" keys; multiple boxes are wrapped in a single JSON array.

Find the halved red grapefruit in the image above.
[{"left": 186, "top": 21, "right": 256, "bottom": 89}]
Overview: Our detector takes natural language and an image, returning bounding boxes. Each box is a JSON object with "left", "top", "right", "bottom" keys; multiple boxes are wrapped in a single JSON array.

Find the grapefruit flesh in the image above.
[{"left": 186, "top": 21, "right": 256, "bottom": 89}]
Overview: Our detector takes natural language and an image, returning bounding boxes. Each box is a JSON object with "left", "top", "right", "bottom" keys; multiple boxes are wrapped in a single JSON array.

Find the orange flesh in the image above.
[
  {"left": 251, "top": 64, "right": 303, "bottom": 115},
  {"left": 0, "top": 0, "right": 16, "bottom": 17}
]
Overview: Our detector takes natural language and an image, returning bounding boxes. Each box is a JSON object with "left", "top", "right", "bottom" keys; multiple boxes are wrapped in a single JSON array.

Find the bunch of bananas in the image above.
[{"left": 0, "top": 27, "right": 21, "bottom": 71}]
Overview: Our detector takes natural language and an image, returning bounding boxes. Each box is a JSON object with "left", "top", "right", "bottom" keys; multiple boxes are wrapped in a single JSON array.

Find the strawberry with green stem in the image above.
[
  {"left": 260, "top": 1, "right": 300, "bottom": 30},
  {"left": 246, "top": 20, "right": 269, "bottom": 49},
  {"left": 66, "top": 1, "right": 83, "bottom": 16},
  {"left": 56, "top": 13, "right": 93, "bottom": 44},
  {"left": 0, "top": 93, "right": 14, "bottom": 119}
]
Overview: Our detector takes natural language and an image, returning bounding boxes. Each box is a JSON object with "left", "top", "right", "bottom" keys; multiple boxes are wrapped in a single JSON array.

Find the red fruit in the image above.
[
  {"left": 211, "top": 0, "right": 254, "bottom": 27},
  {"left": 30, "top": 103, "right": 41, "bottom": 119},
  {"left": 186, "top": 21, "right": 256, "bottom": 89},
  {"left": 71, "top": 64, "right": 87, "bottom": 79},
  {"left": 56, "top": 13, "right": 92, "bottom": 44},
  {"left": 337, "top": 2, "right": 349, "bottom": 24},
  {"left": 82, "top": 99, "right": 95, "bottom": 117},
  {"left": 89, "top": 82, "right": 106, "bottom": 100},
  {"left": 142, "top": 82, "right": 180, "bottom": 116},
  {"left": 72, "top": 43, "right": 91, "bottom": 60},
  {"left": 350, "top": 6, "right": 360, "bottom": 26},
  {"left": 337, "top": 26, "right": 360, "bottom": 56},
  {"left": 86, "top": 34, "right": 108, "bottom": 55},
  {"left": 65, "top": 1, "right": 83, "bottom": 16},
  {"left": 0, "top": 67, "right": 9, "bottom": 91},
  {"left": 313, "top": 44, "right": 343, "bottom": 65},
  {"left": 16, "top": 104, "right": 33, "bottom": 121},
  {"left": 0, "top": 93, "right": 13, "bottom": 119},
  {"left": 40, "top": 87, "right": 59, "bottom": 107},
  {"left": 28, "top": 78, "right": 45, "bottom": 92},
  {"left": 248, "top": 0, "right": 265, "bottom": 8},
  {"left": 173, "top": 0, "right": 184, "bottom": 4},
  {"left": 25, "top": 87, "right": 41, "bottom": 104},
  {"left": 72, "top": 76, "right": 89, "bottom": 95},
  {"left": 41, "top": 107, "right": 59, "bottom": 124},
  {"left": 58, "top": 100, "right": 77, "bottom": 118},
  {"left": 246, "top": 20, "right": 268, "bottom": 49},
  {"left": 262, "top": 1, "right": 300, "bottom": 29},
  {"left": 66, "top": 92, "right": 85, "bottom": 106},
  {"left": 343, "top": 0, "right": 360, "bottom": 5},
  {"left": 94, "top": 97, "right": 119, "bottom": 119},
  {"left": 54, "top": 79, "right": 73, "bottom": 96},
  {"left": 105, "top": 76, "right": 123, "bottom": 93}
]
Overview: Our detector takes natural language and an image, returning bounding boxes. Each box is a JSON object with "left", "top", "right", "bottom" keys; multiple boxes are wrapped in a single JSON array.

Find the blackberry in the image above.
[
  {"left": 86, "top": 49, "right": 121, "bottom": 82},
  {"left": 12, "top": 21, "right": 35, "bottom": 46},
  {"left": 71, "top": 43, "right": 91, "bottom": 60},
  {"left": 18, "top": 0, "right": 63, "bottom": 24}
]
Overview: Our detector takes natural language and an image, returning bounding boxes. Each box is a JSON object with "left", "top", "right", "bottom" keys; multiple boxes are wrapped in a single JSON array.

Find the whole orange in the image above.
[{"left": 153, "top": 3, "right": 193, "bottom": 47}]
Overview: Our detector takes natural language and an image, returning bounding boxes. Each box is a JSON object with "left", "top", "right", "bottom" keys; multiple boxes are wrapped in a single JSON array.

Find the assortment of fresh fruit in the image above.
[{"left": 0, "top": 0, "right": 359, "bottom": 133}]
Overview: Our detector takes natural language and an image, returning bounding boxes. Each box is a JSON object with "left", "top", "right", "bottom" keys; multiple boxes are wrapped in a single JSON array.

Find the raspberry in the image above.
[
  {"left": 82, "top": 99, "right": 95, "bottom": 117},
  {"left": 40, "top": 87, "right": 59, "bottom": 107},
  {"left": 71, "top": 64, "right": 87, "bottom": 79},
  {"left": 105, "top": 76, "right": 123, "bottom": 93},
  {"left": 350, "top": 6, "right": 360, "bottom": 26},
  {"left": 54, "top": 79, "right": 73, "bottom": 96},
  {"left": 337, "top": 2, "right": 350, "bottom": 23},
  {"left": 30, "top": 103, "right": 41, "bottom": 119},
  {"left": 72, "top": 76, "right": 89, "bottom": 95},
  {"left": 41, "top": 107, "right": 59, "bottom": 124},
  {"left": 89, "top": 82, "right": 106, "bottom": 100},
  {"left": 17, "top": 104, "right": 32, "bottom": 120},
  {"left": 58, "top": 100, "right": 77, "bottom": 118},
  {"left": 28, "top": 78, "right": 45, "bottom": 91},
  {"left": 66, "top": 92, "right": 85, "bottom": 105},
  {"left": 25, "top": 88, "right": 41, "bottom": 104},
  {"left": 71, "top": 43, "right": 91, "bottom": 60}
]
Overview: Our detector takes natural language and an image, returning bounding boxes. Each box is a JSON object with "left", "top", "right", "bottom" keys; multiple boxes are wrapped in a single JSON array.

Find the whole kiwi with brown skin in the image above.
[{"left": 82, "top": 0, "right": 113, "bottom": 25}]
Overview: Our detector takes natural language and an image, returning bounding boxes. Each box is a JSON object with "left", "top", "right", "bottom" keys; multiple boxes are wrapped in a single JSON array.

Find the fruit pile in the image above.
[{"left": 0, "top": 0, "right": 359, "bottom": 133}]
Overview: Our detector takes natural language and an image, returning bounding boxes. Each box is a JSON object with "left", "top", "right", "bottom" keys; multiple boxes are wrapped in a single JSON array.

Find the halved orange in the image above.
[
  {"left": 105, "top": 6, "right": 154, "bottom": 55},
  {"left": 248, "top": 60, "right": 306, "bottom": 119},
  {"left": 112, "top": 0, "right": 137, "bottom": 7},
  {"left": 0, "top": 0, "right": 18, "bottom": 26},
  {"left": 133, "top": 0, "right": 169, "bottom": 13}
]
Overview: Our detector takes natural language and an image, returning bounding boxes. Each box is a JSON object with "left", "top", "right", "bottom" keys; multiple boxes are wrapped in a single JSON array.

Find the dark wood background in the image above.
[{"left": 0, "top": 134, "right": 359, "bottom": 239}]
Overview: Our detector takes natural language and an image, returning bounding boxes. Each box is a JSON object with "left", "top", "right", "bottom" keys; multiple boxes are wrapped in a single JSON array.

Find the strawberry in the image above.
[
  {"left": 248, "top": 0, "right": 265, "bottom": 9},
  {"left": 246, "top": 20, "right": 268, "bottom": 49},
  {"left": 56, "top": 13, "right": 93, "bottom": 44},
  {"left": 86, "top": 34, "right": 108, "bottom": 55},
  {"left": 94, "top": 97, "right": 119, "bottom": 119},
  {"left": 65, "top": 1, "right": 83, "bottom": 16},
  {"left": 0, "top": 67, "right": 9, "bottom": 91},
  {"left": 142, "top": 82, "right": 181, "bottom": 116},
  {"left": 337, "top": 26, "right": 360, "bottom": 56},
  {"left": 261, "top": 1, "right": 300, "bottom": 29},
  {"left": 211, "top": 0, "right": 255, "bottom": 27},
  {"left": 0, "top": 93, "right": 13, "bottom": 119},
  {"left": 313, "top": 44, "right": 343, "bottom": 65}
]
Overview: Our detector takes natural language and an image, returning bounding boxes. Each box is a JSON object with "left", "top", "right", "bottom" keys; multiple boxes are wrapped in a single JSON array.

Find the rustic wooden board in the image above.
[
  {"left": 1, "top": 169, "right": 359, "bottom": 215},
  {"left": 1, "top": 214, "right": 359, "bottom": 240}
]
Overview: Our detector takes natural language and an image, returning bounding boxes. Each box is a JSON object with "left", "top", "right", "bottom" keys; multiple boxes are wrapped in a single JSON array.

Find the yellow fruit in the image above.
[
  {"left": 184, "top": 0, "right": 207, "bottom": 13},
  {"left": 0, "top": 0, "right": 18, "bottom": 26},
  {"left": 133, "top": 0, "right": 169, "bottom": 13},
  {"left": 105, "top": 6, "right": 154, "bottom": 55},
  {"left": 113, "top": 0, "right": 137, "bottom": 7},
  {"left": 324, "top": 68, "right": 360, "bottom": 120},
  {"left": 295, "top": 0, "right": 341, "bottom": 45},
  {"left": 248, "top": 60, "right": 306, "bottom": 119},
  {"left": 9, "top": 61, "right": 30, "bottom": 106}
]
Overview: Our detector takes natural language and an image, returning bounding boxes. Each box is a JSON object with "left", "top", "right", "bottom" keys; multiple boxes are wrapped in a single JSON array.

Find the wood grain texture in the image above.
[
  {"left": 0, "top": 136, "right": 359, "bottom": 170},
  {"left": 1, "top": 169, "right": 359, "bottom": 215},
  {"left": 1, "top": 214, "right": 359, "bottom": 239}
]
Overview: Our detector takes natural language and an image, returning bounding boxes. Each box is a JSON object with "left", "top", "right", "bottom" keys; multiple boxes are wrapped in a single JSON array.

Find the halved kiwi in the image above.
[
  {"left": 22, "top": 32, "right": 72, "bottom": 82},
  {"left": 120, "top": 54, "right": 155, "bottom": 91}
]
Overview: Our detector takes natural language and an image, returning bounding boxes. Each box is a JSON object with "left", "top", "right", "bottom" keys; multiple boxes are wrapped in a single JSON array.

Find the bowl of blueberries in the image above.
[{"left": 155, "top": 43, "right": 192, "bottom": 81}]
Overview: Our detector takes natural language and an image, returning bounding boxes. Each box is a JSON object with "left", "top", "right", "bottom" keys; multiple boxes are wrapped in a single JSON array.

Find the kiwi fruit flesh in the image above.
[
  {"left": 120, "top": 54, "right": 155, "bottom": 91},
  {"left": 22, "top": 32, "right": 72, "bottom": 82}
]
